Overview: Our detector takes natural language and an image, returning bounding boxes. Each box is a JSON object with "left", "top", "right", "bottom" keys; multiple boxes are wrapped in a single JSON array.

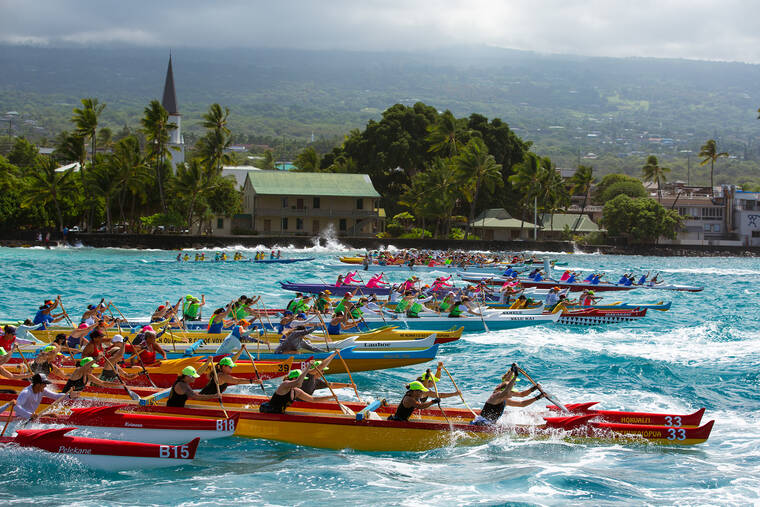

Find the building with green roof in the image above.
[
  {"left": 213, "top": 170, "right": 384, "bottom": 237},
  {"left": 471, "top": 209, "right": 600, "bottom": 240}
]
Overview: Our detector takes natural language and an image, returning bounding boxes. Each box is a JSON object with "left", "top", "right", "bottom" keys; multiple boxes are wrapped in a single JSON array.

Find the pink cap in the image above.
[
  {"left": 141, "top": 325, "right": 154, "bottom": 332},
  {"left": 78, "top": 323, "right": 88, "bottom": 329}
]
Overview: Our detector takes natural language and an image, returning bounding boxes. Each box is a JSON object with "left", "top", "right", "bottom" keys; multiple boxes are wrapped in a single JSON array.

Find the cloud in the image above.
[{"left": 1, "top": 0, "right": 759, "bottom": 62}]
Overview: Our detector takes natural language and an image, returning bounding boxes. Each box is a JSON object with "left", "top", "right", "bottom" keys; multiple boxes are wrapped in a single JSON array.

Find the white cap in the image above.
[{"left": 111, "top": 334, "right": 124, "bottom": 343}]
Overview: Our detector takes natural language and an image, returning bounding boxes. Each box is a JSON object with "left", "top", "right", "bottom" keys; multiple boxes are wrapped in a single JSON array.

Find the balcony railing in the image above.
[{"left": 253, "top": 207, "right": 379, "bottom": 218}]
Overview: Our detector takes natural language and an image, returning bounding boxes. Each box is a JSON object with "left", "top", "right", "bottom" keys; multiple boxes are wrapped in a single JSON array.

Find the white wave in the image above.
[{"left": 657, "top": 267, "right": 760, "bottom": 276}]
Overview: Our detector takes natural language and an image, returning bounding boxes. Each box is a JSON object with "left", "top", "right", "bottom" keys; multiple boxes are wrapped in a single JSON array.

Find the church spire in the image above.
[{"left": 161, "top": 53, "right": 179, "bottom": 115}]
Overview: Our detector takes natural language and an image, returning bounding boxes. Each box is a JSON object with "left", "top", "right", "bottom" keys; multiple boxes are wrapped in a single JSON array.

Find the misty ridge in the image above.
[{"left": 2, "top": 44, "right": 760, "bottom": 182}]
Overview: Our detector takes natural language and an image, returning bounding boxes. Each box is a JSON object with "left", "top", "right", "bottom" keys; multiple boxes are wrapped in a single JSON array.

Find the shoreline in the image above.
[{"left": 2, "top": 233, "right": 759, "bottom": 257}]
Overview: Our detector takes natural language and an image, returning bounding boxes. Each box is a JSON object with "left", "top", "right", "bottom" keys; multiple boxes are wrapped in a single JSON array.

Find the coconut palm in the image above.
[
  {"left": 141, "top": 100, "right": 176, "bottom": 211},
  {"left": 427, "top": 110, "right": 460, "bottom": 158},
  {"left": 86, "top": 160, "right": 120, "bottom": 233},
  {"left": 537, "top": 159, "right": 570, "bottom": 231},
  {"left": 455, "top": 138, "right": 503, "bottom": 239},
  {"left": 569, "top": 165, "right": 595, "bottom": 231},
  {"left": 698, "top": 139, "right": 728, "bottom": 194},
  {"left": 509, "top": 152, "right": 545, "bottom": 232},
  {"left": 21, "top": 156, "right": 76, "bottom": 231},
  {"left": 294, "top": 147, "right": 320, "bottom": 171},
  {"left": 641, "top": 155, "right": 670, "bottom": 202},
  {"left": 71, "top": 98, "right": 105, "bottom": 179},
  {"left": 200, "top": 104, "right": 232, "bottom": 176},
  {"left": 53, "top": 131, "right": 87, "bottom": 167},
  {"left": 110, "top": 136, "right": 150, "bottom": 227},
  {"left": 172, "top": 159, "right": 209, "bottom": 232}
]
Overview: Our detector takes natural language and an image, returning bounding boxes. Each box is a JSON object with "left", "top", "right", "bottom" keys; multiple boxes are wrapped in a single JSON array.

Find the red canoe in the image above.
[
  {"left": 38, "top": 405, "right": 238, "bottom": 444},
  {"left": 0, "top": 427, "right": 200, "bottom": 470},
  {"left": 548, "top": 402, "right": 706, "bottom": 427}
]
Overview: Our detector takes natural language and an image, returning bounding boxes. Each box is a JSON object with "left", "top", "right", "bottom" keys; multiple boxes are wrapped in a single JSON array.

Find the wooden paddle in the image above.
[
  {"left": 254, "top": 301, "right": 274, "bottom": 352},
  {"left": 13, "top": 344, "right": 33, "bottom": 375},
  {"left": 101, "top": 353, "right": 140, "bottom": 401},
  {"left": 335, "top": 348, "right": 362, "bottom": 403},
  {"left": 314, "top": 311, "right": 333, "bottom": 352},
  {"left": 125, "top": 337, "right": 157, "bottom": 388},
  {"left": 57, "top": 296, "right": 75, "bottom": 327},
  {"left": 312, "top": 365, "right": 354, "bottom": 416},
  {"left": 240, "top": 345, "right": 267, "bottom": 396},
  {"left": 428, "top": 368, "right": 451, "bottom": 426},
  {"left": 1, "top": 401, "right": 15, "bottom": 436},
  {"left": 441, "top": 364, "right": 477, "bottom": 417},
  {"left": 514, "top": 364, "right": 568, "bottom": 413},
  {"left": 209, "top": 358, "right": 229, "bottom": 418}
]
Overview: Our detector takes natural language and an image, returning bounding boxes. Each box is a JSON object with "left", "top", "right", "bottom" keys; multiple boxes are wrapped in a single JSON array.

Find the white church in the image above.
[{"left": 161, "top": 55, "right": 185, "bottom": 168}]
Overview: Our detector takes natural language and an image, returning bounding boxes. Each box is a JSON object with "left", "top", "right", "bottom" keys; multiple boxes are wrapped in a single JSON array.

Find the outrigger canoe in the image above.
[
  {"left": 486, "top": 301, "right": 672, "bottom": 312},
  {"left": 0, "top": 427, "right": 199, "bottom": 470},
  {"left": 36, "top": 404, "right": 238, "bottom": 444},
  {"left": 459, "top": 272, "right": 704, "bottom": 293},
  {"left": 0, "top": 384, "right": 714, "bottom": 451},
  {"left": 345, "top": 312, "right": 561, "bottom": 332},
  {"left": 26, "top": 325, "right": 463, "bottom": 346}
]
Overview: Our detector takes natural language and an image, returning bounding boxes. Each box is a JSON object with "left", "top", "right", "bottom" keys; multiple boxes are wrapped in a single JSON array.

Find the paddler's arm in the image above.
[
  {"left": 219, "top": 372, "right": 261, "bottom": 385},
  {"left": 230, "top": 347, "right": 245, "bottom": 362},
  {"left": 152, "top": 342, "right": 167, "bottom": 360},
  {"left": 292, "top": 387, "right": 335, "bottom": 403},
  {"left": 506, "top": 392, "right": 544, "bottom": 407},
  {"left": 86, "top": 373, "right": 123, "bottom": 389},
  {"left": 511, "top": 385, "right": 540, "bottom": 397}
]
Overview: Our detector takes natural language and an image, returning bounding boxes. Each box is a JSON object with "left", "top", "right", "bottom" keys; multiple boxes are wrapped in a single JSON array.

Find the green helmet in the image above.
[
  {"left": 181, "top": 366, "right": 200, "bottom": 378},
  {"left": 80, "top": 357, "right": 95, "bottom": 367},
  {"left": 407, "top": 380, "right": 429, "bottom": 392},
  {"left": 219, "top": 357, "right": 235, "bottom": 368},
  {"left": 0, "top": 347, "right": 6, "bottom": 356},
  {"left": 312, "top": 360, "right": 328, "bottom": 371},
  {"left": 287, "top": 369, "right": 302, "bottom": 379}
]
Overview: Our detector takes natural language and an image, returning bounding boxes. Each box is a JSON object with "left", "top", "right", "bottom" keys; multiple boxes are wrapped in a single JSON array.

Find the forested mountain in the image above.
[{"left": 2, "top": 45, "right": 759, "bottom": 186}]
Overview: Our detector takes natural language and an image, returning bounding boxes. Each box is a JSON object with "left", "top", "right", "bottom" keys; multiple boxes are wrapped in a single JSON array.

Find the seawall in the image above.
[{"left": 2, "top": 232, "right": 758, "bottom": 257}]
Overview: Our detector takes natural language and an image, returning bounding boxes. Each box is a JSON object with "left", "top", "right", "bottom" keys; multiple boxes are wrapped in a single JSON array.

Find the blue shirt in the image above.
[{"left": 33, "top": 310, "right": 53, "bottom": 329}]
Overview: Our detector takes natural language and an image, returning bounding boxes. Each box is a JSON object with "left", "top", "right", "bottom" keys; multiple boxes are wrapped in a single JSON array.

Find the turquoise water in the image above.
[{"left": 1, "top": 244, "right": 759, "bottom": 505}]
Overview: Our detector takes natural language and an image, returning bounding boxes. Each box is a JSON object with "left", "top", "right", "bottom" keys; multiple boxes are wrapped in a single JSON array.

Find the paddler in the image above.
[
  {"left": 61, "top": 357, "right": 123, "bottom": 393},
  {"left": 125, "top": 331, "right": 167, "bottom": 366},
  {"left": 99, "top": 335, "right": 139, "bottom": 382},
  {"left": 258, "top": 361, "right": 334, "bottom": 414},
  {"left": 509, "top": 295, "right": 529, "bottom": 310},
  {"left": 166, "top": 365, "right": 222, "bottom": 408},
  {"left": 182, "top": 294, "right": 205, "bottom": 321},
  {"left": 0, "top": 325, "right": 19, "bottom": 352},
  {"left": 416, "top": 364, "right": 460, "bottom": 400},
  {"left": 13, "top": 373, "right": 72, "bottom": 420},
  {"left": 0, "top": 347, "right": 34, "bottom": 380},
  {"left": 314, "top": 290, "right": 332, "bottom": 314},
  {"left": 197, "top": 356, "right": 262, "bottom": 394},
  {"left": 387, "top": 381, "right": 441, "bottom": 421},
  {"left": 80, "top": 328, "right": 107, "bottom": 360},
  {"left": 470, "top": 366, "right": 544, "bottom": 425},
  {"left": 326, "top": 311, "right": 361, "bottom": 335},
  {"left": 299, "top": 352, "right": 350, "bottom": 395},
  {"left": 274, "top": 325, "right": 325, "bottom": 354},
  {"left": 32, "top": 296, "right": 66, "bottom": 329},
  {"left": 28, "top": 345, "right": 67, "bottom": 378},
  {"left": 208, "top": 307, "right": 231, "bottom": 334},
  {"left": 544, "top": 287, "right": 561, "bottom": 308}
]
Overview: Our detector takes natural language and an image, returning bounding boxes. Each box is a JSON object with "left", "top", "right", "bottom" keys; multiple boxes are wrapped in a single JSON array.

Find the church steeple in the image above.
[{"left": 161, "top": 53, "right": 179, "bottom": 115}]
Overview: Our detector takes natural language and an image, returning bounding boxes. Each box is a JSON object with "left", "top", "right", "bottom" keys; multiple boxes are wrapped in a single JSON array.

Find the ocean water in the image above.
[{"left": 0, "top": 244, "right": 759, "bottom": 506}]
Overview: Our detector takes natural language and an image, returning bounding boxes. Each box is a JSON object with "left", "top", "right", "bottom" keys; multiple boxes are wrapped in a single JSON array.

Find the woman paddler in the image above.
[
  {"left": 470, "top": 366, "right": 544, "bottom": 425},
  {"left": 61, "top": 357, "right": 123, "bottom": 393},
  {"left": 299, "top": 352, "right": 350, "bottom": 395},
  {"left": 0, "top": 347, "right": 34, "bottom": 380},
  {"left": 258, "top": 361, "right": 334, "bottom": 414},
  {"left": 166, "top": 365, "right": 221, "bottom": 408},
  {"left": 327, "top": 311, "right": 360, "bottom": 335},
  {"left": 29, "top": 345, "right": 67, "bottom": 378},
  {"left": 416, "top": 363, "right": 460, "bottom": 401},
  {"left": 99, "top": 335, "right": 139, "bottom": 382},
  {"left": 387, "top": 381, "right": 441, "bottom": 421},
  {"left": 125, "top": 331, "right": 167, "bottom": 366},
  {"left": 197, "top": 356, "right": 261, "bottom": 395}
]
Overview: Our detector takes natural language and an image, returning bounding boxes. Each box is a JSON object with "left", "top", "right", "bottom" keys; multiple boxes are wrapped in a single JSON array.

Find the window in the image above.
[
  {"left": 703, "top": 224, "right": 711, "bottom": 232},
  {"left": 281, "top": 197, "right": 288, "bottom": 208},
  {"left": 339, "top": 219, "right": 347, "bottom": 231},
  {"left": 752, "top": 231, "right": 760, "bottom": 238},
  {"left": 356, "top": 198, "right": 364, "bottom": 210},
  {"left": 296, "top": 218, "right": 304, "bottom": 230},
  {"left": 281, "top": 218, "right": 288, "bottom": 230},
  {"left": 313, "top": 197, "right": 320, "bottom": 209},
  {"left": 712, "top": 224, "right": 720, "bottom": 232},
  {"left": 701, "top": 207, "right": 723, "bottom": 220},
  {"left": 216, "top": 218, "right": 224, "bottom": 229}
]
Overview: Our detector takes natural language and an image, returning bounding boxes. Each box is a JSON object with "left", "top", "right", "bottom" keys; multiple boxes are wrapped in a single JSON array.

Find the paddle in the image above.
[
  {"left": 101, "top": 353, "right": 140, "bottom": 401},
  {"left": 254, "top": 301, "right": 274, "bottom": 352},
  {"left": 240, "top": 345, "right": 266, "bottom": 395},
  {"left": 125, "top": 337, "right": 157, "bottom": 388},
  {"left": 312, "top": 364, "right": 354, "bottom": 416},
  {"left": 335, "top": 348, "right": 362, "bottom": 402},
  {"left": 1, "top": 401, "right": 15, "bottom": 437},
  {"left": 209, "top": 358, "right": 229, "bottom": 418},
  {"left": 13, "top": 344, "right": 33, "bottom": 375},
  {"left": 514, "top": 364, "right": 568, "bottom": 413},
  {"left": 428, "top": 368, "right": 451, "bottom": 427},
  {"left": 441, "top": 364, "right": 477, "bottom": 417},
  {"left": 475, "top": 290, "right": 490, "bottom": 333},
  {"left": 57, "top": 296, "right": 75, "bottom": 327},
  {"left": 314, "top": 311, "right": 333, "bottom": 352},
  {"left": 21, "top": 392, "right": 71, "bottom": 427}
]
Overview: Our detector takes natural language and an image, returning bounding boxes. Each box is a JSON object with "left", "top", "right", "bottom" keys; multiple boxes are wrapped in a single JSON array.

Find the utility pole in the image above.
[{"left": 533, "top": 195, "right": 538, "bottom": 241}]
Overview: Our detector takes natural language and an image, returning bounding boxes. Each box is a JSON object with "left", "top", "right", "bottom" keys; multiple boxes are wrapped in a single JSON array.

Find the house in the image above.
[
  {"left": 734, "top": 190, "right": 760, "bottom": 246},
  {"left": 656, "top": 184, "right": 738, "bottom": 245},
  {"left": 537, "top": 213, "right": 600, "bottom": 239},
  {"left": 211, "top": 170, "right": 383, "bottom": 237},
  {"left": 470, "top": 209, "right": 538, "bottom": 240}
]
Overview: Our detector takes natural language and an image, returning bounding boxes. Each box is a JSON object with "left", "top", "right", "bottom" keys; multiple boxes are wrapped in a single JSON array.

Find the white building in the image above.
[{"left": 161, "top": 55, "right": 185, "bottom": 169}]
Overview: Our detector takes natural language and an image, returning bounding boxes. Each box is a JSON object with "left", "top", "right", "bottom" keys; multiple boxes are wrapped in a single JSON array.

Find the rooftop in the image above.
[
  {"left": 539, "top": 213, "right": 600, "bottom": 233},
  {"left": 471, "top": 208, "right": 537, "bottom": 229},
  {"left": 249, "top": 171, "right": 381, "bottom": 198}
]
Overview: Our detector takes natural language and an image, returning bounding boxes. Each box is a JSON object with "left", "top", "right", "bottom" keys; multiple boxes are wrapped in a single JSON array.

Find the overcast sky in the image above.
[{"left": 2, "top": 0, "right": 759, "bottom": 63}]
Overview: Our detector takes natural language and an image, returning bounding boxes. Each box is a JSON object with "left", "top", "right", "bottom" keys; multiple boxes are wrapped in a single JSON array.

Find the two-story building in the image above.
[
  {"left": 212, "top": 170, "right": 383, "bottom": 237},
  {"left": 733, "top": 190, "right": 760, "bottom": 246},
  {"left": 657, "top": 184, "right": 740, "bottom": 245}
]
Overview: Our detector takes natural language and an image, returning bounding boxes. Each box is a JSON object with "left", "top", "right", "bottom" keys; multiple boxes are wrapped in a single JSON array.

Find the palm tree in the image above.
[
  {"left": 261, "top": 150, "right": 275, "bottom": 170},
  {"left": 455, "top": 138, "right": 503, "bottom": 239},
  {"left": 641, "top": 155, "right": 670, "bottom": 202},
  {"left": 110, "top": 136, "right": 149, "bottom": 227},
  {"left": 569, "top": 165, "right": 595, "bottom": 231},
  {"left": 53, "top": 131, "right": 87, "bottom": 168},
  {"left": 141, "top": 100, "right": 176, "bottom": 211},
  {"left": 172, "top": 159, "right": 209, "bottom": 232},
  {"left": 509, "top": 152, "right": 545, "bottom": 234},
  {"left": 536, "top": 159, "right": 569, "bottom": 232},
  {"left": 294, "top": 147, "right": 320, "bottom": 171},
  {"left": 71, "top": 98, "right": 105, "bottom": 179},
  {"left": 698, "top": 139, "right": 728, "bottom": 194},
  {"left": 21, "top": 156, "right": 76, "bottom": 231},
  {"left": 201, "top": 104, "right": 231, "bottom": 175},
  {"left": 86, "top": 161, "right": 120, "bottom": 233},
  {"left": 427, "top": 110, "right": 460, "bottom": 158}
]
